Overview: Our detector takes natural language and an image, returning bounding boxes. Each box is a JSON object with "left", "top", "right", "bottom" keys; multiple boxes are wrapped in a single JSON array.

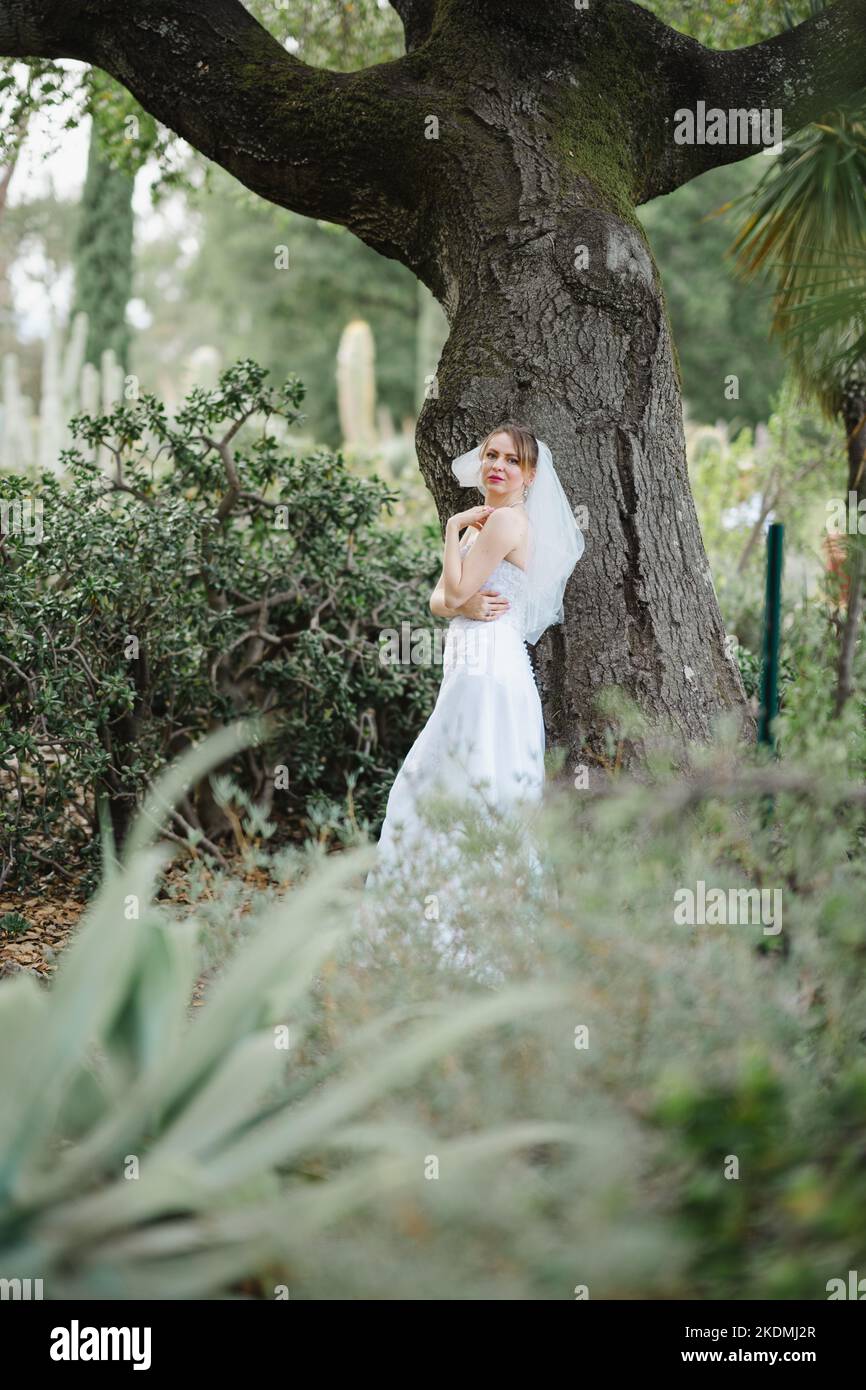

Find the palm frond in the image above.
[{"left": 728, "top": 108, "right": 866, "bottom": 413}]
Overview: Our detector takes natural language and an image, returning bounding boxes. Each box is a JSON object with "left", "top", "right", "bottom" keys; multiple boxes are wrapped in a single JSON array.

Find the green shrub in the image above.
[{"left": 0, "top": 359, "right": 440, "bottom": 889}]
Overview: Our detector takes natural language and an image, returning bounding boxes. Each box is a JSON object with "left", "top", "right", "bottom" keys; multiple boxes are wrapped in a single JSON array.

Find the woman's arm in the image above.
[
  {"left": 430, "top": 521, "right": 480, "bottom": 617},
  {"left": 442, "top": 508, "right": 522, "bottom": 609},
  {"left": 430, "top": 569, "right": 511, "bottom": 621},
  {"left": 429, "top": 572, "right": 459, "bottom": 619}
]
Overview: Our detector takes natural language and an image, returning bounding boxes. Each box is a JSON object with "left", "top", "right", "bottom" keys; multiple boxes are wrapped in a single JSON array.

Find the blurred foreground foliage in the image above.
[{"left": 1, "top": 712, "right": 865, "bottom": 1300}]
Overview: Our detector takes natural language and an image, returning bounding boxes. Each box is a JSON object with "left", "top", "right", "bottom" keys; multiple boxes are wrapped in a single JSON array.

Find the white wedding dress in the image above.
[
  {"left": 364, "top": 539, "right": 545, "bottom": 928},
  {"left": 360, "top": 435, "right": 582, "bottom": 973}
]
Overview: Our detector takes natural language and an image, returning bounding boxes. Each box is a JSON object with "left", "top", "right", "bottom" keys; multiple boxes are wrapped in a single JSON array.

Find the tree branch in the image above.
[
  {"left": 7, "top": 0, "right": 864, "bottom": 266},
  {"left": 0, "top": 0, "right": 431, "bottom": 266},
  {"left": 390, "top": 0, "right": 436, "bottom": 52},
  {"left": 639, "top": 0, "right": 866, "bottom": 200}
]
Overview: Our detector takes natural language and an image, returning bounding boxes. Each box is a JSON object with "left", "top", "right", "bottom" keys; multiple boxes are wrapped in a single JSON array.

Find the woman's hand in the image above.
[
  {"left": 448, "top": 505, "right": 493, "bottom": 532},
  {"left": 458, "top": 588, "right": 509, "bottom": 622}
]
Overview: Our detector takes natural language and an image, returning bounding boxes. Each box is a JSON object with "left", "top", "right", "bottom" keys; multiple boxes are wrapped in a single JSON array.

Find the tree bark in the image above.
[
  {"left": 416, "top": 189, "right": 747, "bottom": 765},
  {"left": 5, "top": 0, "right": 866, "bottom": 764}
]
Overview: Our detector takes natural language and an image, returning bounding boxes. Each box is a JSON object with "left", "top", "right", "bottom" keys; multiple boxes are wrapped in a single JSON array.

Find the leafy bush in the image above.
[
  {"left": 0, "top": 359, "right": 440, "bottom": 889},
  {"left": 735, "top": 640, "right": 797, "bottom": 705}
]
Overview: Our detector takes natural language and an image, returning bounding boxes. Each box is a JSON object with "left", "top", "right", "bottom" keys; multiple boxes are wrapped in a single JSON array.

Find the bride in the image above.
[{"left": 365, "top": 423, "right": 584, "bottom": 919}]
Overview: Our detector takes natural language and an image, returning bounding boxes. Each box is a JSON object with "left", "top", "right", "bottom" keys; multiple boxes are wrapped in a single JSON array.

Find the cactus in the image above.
[
  {"left": 0, "top": 312, "right": 127, "bottom": 475},
  {"left": 336, "top": 317, "right": 377, "bottom": 452},
  {"left": 37, "top": 313, "right": 60, "bottom": 475},
  {"left": 415, "top": 280, "right": 448, "bottom": 413},
  {"left": 0, "top": 352, "right": 33, "bottom": 472},
  {"left": 334, "top": 318, "right": 412, "bottom": 478},
  {"left": 60, "top": 310, "right": 88, "bottom": 407}
]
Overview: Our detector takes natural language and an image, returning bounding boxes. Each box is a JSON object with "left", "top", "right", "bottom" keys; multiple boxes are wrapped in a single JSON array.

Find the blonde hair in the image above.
[{"left": 478, "top": 422, "right": 538, "bottom": 480}]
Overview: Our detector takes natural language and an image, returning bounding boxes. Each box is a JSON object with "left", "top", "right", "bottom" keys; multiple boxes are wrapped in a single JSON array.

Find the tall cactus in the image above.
[
  {"left": 415, "top": 280, "right": 448, "bottom": 413},
  {"left": 1, "top": 352, "right": 33, "bottom": 472},
  {"left": 38, "top": 311, "right": 62, "bottom": 475},
  {"left": 336, "top": 318, "right": 376, "bottom": 452},
  {"left": 0, "top": 311, "right": 125, "bottom": 475},
  {"left": 334, "top": 314, "right": 423, "bottom": 491},
  {"left": 60, "top": 311, "right": 88, "bottom": 412}
]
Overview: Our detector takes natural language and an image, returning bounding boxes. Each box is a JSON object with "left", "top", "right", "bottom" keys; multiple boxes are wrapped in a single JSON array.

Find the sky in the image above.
[{"left": 8, "top": 60, "right": 197, "bottom": 341}]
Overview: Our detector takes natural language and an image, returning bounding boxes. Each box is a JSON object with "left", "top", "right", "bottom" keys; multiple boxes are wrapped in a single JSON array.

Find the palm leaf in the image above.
[{"left": 728, "top": 107, "right": 866, "bottom": 411}]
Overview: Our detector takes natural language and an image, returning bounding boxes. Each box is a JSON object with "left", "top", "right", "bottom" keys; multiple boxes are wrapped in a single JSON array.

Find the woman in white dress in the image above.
[{"left": 364, "top": 423, "right": 584, "bottom": 919}]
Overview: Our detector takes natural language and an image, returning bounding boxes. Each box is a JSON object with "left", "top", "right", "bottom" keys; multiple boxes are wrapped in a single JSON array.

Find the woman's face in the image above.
[{"left": 481, "top": 432, "right": 527, "bottom": 501}]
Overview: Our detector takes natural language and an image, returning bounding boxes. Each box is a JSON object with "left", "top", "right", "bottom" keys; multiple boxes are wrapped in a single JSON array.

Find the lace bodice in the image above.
[{"left": 450, "top": 541, "right": 529, "bottom": 639}]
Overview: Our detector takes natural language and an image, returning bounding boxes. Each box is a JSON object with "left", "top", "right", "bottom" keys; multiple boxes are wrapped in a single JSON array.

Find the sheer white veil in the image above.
[{"left": 451, "top": 435, "right": 585, "bottom": 644}]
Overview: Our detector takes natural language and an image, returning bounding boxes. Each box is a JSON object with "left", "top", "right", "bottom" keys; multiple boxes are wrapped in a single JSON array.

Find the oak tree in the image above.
[{"left": 3, "top": 0, "right": 866, "bottom": 761}]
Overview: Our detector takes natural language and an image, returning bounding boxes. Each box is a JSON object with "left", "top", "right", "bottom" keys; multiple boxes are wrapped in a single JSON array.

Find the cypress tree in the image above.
[{"left": 72, "top": 118, "right": 134, "bottom": 371}]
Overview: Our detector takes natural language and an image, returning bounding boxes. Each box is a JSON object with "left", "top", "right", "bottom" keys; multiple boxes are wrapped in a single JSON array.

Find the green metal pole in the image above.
[
  {"left": 758, "top": 521, "right": 784, "bottom": 755},
  {"left": 756, "top": 519, "right": 783, "bottom": 828}
]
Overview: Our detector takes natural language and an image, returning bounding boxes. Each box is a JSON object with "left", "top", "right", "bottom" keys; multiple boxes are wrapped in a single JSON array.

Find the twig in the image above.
[{"left": 169, "top": 810, "right": 229, "bottom": 868}]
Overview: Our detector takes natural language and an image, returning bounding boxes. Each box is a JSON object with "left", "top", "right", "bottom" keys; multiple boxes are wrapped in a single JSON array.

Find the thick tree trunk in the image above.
[{"left": 417, "top": 188, "right": 750, "bottom": 769}]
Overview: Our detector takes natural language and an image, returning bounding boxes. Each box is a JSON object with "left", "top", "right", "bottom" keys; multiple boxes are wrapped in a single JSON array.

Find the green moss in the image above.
[
  {"left": 543, "top": 0, "right": 678, "bottom": 226},
  {"left": 547, "top": 75, "right": 641, "bottom": 224}
]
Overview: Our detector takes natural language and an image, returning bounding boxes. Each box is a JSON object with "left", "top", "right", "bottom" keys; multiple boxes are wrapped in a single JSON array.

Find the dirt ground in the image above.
[
  {"left": 0, "top": 884, "right": 84, "bottom": 980},
  {"left": 0, "top": 852, "right": 281, "bottom": 1001}
]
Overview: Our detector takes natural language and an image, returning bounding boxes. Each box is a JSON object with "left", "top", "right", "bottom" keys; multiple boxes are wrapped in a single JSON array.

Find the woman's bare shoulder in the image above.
[{"left": 493, "top": 507, "right": 530, "bottom": 548}]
